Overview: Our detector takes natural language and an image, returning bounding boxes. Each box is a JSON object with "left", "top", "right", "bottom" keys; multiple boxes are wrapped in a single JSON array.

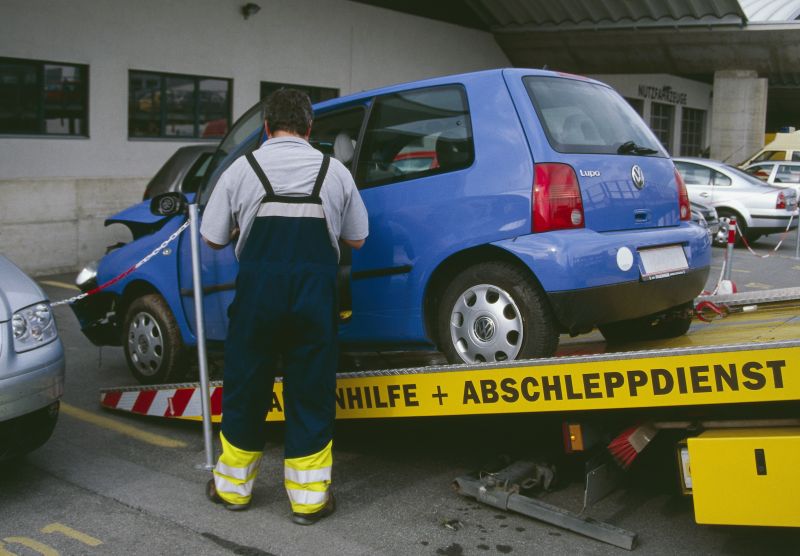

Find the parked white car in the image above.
[
  {"left": 0, "top": 255, "right": 65, "bottom": 461},
  {"left": 674, "top": 157, "right": 798, "bottom": 245},
  {"left": 743, "top": 160, "right": 800, "bottom": 198}
]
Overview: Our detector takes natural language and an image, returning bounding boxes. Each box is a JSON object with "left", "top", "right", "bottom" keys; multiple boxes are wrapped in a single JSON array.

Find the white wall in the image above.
[{"left": 0, "top": 0, "right": 509, "bottom": 274}]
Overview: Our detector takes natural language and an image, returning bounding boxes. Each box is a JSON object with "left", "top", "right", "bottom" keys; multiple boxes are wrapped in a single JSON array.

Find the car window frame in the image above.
[
  {"left": 309, "top": 104, "right": 368, "bottom": 174},
  {"left": 354, "top": 83, "right": 475, "bottom": 191}
]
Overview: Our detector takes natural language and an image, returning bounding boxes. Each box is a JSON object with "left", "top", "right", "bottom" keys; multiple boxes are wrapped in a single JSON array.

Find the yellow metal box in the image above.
[{"left": 688, "top": 427, "right": 800, "bottom": 527}]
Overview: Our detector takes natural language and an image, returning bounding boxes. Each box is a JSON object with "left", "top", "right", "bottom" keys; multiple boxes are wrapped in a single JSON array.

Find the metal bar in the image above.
[
  {"left": 698, "top": 286, "right": 800, "bottom": 307},
  {"left": 188, "top": 203, "right": 215, "bottom": 471},
  {"left": 99, "top": 338, "right": 800, "bottom": 394},
  {"left": 795, "top": 210, "right": 800, "bottom": 260},
  {"left": 453, "top": 476, "right": 636, "bottom": 550},
  {"left": 723, "top": 217, "right": 736, "bottom": 282}
]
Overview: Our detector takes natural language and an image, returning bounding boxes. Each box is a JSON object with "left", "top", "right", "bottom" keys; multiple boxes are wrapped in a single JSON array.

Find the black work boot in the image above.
[
  {"left": 206, "top": 478, "right": 251, "bottom": 511},
  {"left": 291, "top": 491, "right": 336, "bottom": 525}
]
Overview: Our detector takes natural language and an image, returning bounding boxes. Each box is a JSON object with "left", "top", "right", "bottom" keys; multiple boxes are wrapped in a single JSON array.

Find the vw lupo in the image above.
[{"left": 72, "top": 69, "right": 711, "bottom": 383}]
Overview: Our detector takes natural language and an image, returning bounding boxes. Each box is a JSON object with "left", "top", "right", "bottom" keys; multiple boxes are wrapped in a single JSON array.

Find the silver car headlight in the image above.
[
  {"left": 76, "top": 260, "right": 99, "bottom": 291},
  {"left": 13, "top": 302, "right": 58, "bottom": 352}
]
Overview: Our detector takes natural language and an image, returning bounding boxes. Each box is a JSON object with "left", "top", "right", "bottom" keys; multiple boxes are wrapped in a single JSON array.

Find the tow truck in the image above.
[{"left": 98, "top": 287, "right": 800, "bottom": 549}]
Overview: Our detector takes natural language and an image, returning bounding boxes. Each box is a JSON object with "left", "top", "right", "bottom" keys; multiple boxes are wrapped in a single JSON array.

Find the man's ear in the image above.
[
  {"left": 264, "top": 121, "right": 271, "bottom": 138},
  {"left": 304, "top": 123, "right": 312, "bottom": 140}
]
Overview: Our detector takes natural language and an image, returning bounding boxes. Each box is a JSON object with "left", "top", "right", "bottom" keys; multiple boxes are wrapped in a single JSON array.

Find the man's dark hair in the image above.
[{"left": 264, "top": 88, "right": 313, "bottom": 135}]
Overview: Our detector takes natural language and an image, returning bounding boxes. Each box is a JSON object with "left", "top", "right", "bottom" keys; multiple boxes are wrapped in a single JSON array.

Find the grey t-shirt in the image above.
[{"left": 201, "top": 136, "right": 368, "bottom": 260}]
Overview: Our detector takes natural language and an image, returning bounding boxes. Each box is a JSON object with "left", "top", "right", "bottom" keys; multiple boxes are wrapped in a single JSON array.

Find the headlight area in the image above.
[
  {"left": 75, "top": 260, "right": 99, "bottom": 291},
  {"left": 12, "top": 303, "right": 58, "bottom": 352}
]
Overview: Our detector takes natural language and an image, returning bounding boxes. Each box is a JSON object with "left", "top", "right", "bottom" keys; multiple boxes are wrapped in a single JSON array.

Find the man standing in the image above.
[{"left": 200, "top": 89, "right": 368, "bottom": 524}]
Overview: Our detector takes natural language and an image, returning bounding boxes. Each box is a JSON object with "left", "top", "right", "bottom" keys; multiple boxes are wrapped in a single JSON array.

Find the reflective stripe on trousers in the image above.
[
  {"left": 285, "top": 440, "right": 333, "bottom": 513},
  {"left": 213, "top": 432, "right": 263, "bottom": 505}
]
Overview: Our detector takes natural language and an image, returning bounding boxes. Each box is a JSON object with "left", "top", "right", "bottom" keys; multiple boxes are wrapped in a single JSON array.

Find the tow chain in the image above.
[{"left": 51, "top": 220, "right": 191, "bottom": 307}]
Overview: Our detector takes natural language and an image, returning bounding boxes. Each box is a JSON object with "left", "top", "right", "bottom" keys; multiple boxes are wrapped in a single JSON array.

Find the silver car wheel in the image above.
[
  {"left": 127, "top": 311, "right": 164, "bottom": 377},
  {"left": 449, "top": 284, "right": 523, "bottom": 363}
]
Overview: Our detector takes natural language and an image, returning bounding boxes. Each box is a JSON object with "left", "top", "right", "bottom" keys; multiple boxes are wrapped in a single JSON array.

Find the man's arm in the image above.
[
  {"left": 343, "top": 238, "right": 365, "bottom": 250},
  {"left": 200, "top": 173, "right": 235, "bottom": 249}
]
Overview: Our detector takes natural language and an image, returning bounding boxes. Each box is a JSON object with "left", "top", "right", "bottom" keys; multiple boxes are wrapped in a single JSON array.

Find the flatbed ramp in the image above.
[{"left": 100, "top": 300, "right": 800, "bottom": 421}]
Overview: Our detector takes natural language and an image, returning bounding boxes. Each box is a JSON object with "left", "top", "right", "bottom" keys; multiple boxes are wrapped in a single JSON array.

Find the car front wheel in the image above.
[
  {"left": 436, "top": 262, "right": 559, "bottom": 364},
  {"left": 123, "top": 294, "right": 186, "bottom": 384}
]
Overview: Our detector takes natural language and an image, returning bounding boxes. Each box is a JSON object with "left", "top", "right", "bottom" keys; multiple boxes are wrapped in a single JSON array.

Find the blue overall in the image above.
[{"left": 213, "top": 152, "right": 338, "bottom": 512}]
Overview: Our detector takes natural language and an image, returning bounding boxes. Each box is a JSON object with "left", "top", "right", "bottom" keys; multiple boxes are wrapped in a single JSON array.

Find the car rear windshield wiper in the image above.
[{"left": 617, "top": 141, "right": 659, "bottom": 155}]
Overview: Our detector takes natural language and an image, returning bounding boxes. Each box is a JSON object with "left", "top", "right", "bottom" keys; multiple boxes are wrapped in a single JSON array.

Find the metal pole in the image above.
[
  {"left": 723, "top": 217, "right": 736, "bottom": 282},
  {"left": 794, "top": 210, "right": 800, "bottom": 260},
  {"left": 188, "top": 203, "right": 215, "bottom": 471}
]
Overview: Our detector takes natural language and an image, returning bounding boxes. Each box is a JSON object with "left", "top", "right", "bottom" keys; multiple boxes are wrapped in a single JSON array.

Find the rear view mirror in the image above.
[{"left": 150, "top": 192, "right": 188, "bottom": 217}]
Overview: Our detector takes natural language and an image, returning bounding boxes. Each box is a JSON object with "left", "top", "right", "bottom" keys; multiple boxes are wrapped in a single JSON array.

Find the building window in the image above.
[
  {"left": 649, "top": 102, "right": 674, "bottom": 153},
  {"left": 680, "top": 107, "right": 706, "bottom": 157},
  {"left": 260, "top": 81, "right": 339, "bottom": 104},
  {"left": 0, "top": 57, "right": 88, "bottom": 136},
  {"left": 625, "top": 97, "right": 644, "bottom": 116},
  {"left": 129, "top": 71, "right": 231, "bottom": 139}
]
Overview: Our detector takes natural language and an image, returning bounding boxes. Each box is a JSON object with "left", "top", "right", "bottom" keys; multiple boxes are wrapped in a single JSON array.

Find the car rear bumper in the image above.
[
  {"left": 0, "top": 338, "right": 65, "bottom": 422},
  {"left": 492, "top": 223, "right": 711, "bottom": 333},
  {"left": 547, "top": 267, "right": 708, "bottom": 332},
  {"left": 750, "top": 212, "right": 798, "bottom": 234}
]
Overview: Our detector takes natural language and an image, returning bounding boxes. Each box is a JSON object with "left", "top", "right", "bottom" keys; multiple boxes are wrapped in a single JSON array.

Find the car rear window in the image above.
[{"left": 524, "top": 76, "right": 664, "bottom": 156}]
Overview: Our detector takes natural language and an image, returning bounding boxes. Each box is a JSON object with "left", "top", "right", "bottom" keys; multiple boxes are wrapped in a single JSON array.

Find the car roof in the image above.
[{"left": 312, "top": 68, "right": 608, "bottom": 112}]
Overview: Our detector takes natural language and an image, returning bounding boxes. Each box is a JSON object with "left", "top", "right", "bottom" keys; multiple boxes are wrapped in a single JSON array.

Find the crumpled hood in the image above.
[
  {"left": 0, "top": 255, "right": 48, "bottom": 322},
  {"left": 105, "top": 193, "right": 195, "bottom": 240}
]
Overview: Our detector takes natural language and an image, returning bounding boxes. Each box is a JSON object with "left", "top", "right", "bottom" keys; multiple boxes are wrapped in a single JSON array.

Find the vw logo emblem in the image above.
[
  {"left": 631, "top": 165, "right": 645, "bottom": 189},
  {"left": 474, "top": 316, "right": 496, "bottom": 342}
]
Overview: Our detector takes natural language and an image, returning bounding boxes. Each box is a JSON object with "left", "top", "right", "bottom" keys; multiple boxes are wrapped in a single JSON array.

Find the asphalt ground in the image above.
[{"left": 2, "top": 231, "right": 799, "bottom": 556}]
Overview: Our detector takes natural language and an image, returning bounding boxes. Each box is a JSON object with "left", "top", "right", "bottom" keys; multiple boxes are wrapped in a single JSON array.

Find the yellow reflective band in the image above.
[
  {"left": 213, "top": 432, "right": 263, "bottom": 504},
  {"left": 284, "top": 440, "right": 333, "bottom": 473},
  {"left": 284, "top": 466, "right": 331, "bottom": 485}
]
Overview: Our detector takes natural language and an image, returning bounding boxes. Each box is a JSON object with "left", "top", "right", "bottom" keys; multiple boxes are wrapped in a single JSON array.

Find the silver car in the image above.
[
  {"left": 743, "top": 160, "right": 800, "bottom": 198},
  {"left": 0, "top": 255, "right": 65, "bottom": 461},
  {"left": 674, "top": 157, "right": 798, "bottom": 245}
]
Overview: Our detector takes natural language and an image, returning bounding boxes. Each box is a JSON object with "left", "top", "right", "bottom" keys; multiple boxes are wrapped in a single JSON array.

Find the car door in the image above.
[{"left": 675, "top": 161, "right": 715, "bottom": 204}]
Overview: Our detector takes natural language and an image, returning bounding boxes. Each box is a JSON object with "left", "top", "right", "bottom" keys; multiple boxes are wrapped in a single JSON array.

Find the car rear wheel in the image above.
[
  {"left": 436, "top": 262, "right": 559, "bottom": 364},
  {"left": 598, "top": 302, "right": 693, "bottom": 344},
  {"left": 123, "top": 294, "right": 186, "bottom": 384},
  {"left": 714, "top": 210, "right": 749, "bottom": 247}
]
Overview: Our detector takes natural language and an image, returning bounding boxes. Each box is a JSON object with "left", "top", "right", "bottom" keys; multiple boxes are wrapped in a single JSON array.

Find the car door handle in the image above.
[{"left": 700, "top": 192, "right": 710, "bottom": 197}]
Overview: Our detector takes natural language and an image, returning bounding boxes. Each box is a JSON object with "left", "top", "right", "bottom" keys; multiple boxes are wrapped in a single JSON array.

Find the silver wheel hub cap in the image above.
[
  {"left": 449, "top": 284, "right": 523, "bottom": 364},
  {"left": 128, "top": 311, "right": 164, "bottom": 376}
]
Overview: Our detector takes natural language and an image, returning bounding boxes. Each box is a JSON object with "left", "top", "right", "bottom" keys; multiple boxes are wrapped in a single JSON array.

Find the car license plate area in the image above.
[{"left": 639, "top": 245, "right": 688, "bottom": 281}]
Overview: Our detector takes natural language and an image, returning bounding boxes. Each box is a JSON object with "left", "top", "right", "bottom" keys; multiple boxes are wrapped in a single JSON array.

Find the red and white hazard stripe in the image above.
[{"left": 100, "top": 383, "right": 223, "bottom": 419}]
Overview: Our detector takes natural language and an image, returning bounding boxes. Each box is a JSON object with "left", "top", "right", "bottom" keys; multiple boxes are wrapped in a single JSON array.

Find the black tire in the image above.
[
  {"left": 0, "top": 402, "right": 59, "bottom": 462},
  {"left": 436, "top": 261, "right": 559, "bottom": 364},
  {"left": 599, "top": 303, "right": 693, "bottom": 344},
  {"left": 123, "top": 294, "right": 186, "bottom": 384}
]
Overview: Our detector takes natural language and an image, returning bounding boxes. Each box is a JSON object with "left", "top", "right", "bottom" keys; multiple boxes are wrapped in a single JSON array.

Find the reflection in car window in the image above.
[
  {"left": 712, "top": 170, "right": 731, "bottom": 186},
  {"left": 524, "top": 76, "right": 664, "bottom": 156},
  {"left": 182, "top": 152, "right": 214, "bottom": 194},
  {"left": 356, "top": 85, "right": 473, "bottom": 188}
]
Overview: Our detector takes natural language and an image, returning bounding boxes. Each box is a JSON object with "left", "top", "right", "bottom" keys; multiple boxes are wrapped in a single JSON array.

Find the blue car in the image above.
[{"left": 73, "top": 69, "right": 711, "bottom": 384}]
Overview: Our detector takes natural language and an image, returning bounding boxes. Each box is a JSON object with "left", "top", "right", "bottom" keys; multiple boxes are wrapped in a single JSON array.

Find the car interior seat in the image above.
[{"left": 333, "top": 131, "right": 356, "bottom": 167}]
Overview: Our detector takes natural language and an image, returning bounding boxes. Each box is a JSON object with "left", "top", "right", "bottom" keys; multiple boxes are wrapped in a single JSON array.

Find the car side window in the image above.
[
  {"left": 711, "top": 170, "right": 731, "bottom": 186},
  {"left": 309, "top": 107, "right": 365, "bottom": 172},
  {"left": 675, "top": 161, "right": 712, "bottom": 185},
  {"left": 792, "top": 152, "right": 800, "bottom": 162},
  {"left": 776, "top": 165, "right": 800, "bottom": 184},
  {"left": 356, "top": 85, "right": 473, "bottom": 189},
  {"left": 182, "top": 152, "right": 214, "bottom": 194}
]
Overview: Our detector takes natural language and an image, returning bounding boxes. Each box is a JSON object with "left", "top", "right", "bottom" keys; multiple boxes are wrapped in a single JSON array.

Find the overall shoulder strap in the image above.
[
  {"left": 245, "top": 152, "right": 276, "bottom": 197},
  {"left": 311, "top": 155, "right": 331, "bottom": 200}
]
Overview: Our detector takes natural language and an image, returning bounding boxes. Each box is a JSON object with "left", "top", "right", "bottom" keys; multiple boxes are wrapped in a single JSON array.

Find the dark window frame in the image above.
[
  {"left": 128, "top": 69, "right": 232, "bottom": 140},
  {"left": 0, "top": 56, "right": 89, "bottom": 138},
  {"left": 649, "top": 101, "right": 675, "bottom": 154},
  {"left": 355, "top": 83, "right": 475, "bottom": 190}
]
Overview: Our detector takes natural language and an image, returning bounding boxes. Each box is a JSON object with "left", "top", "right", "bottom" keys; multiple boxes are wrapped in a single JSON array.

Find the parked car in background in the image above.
[
  {"left": 674, "top": 157, "right": 798, "bottom": 245},
  {"left": 0, "top": 255, "right": 64, "bottom": 461},
  {"left": 690, "top": 200, "right": 720, "bottom": 239},
  {"left": 73, "top": 69, "right": 710, "bottom": 383},
  {"left": 743, "top": 160, "right": 800, "bottom": 198},
  {"left": 739, "top": 130, "right": 800, "bottom": 167},
  {"left": 142, "top": 144, "right": 217, "bottom": 200}
]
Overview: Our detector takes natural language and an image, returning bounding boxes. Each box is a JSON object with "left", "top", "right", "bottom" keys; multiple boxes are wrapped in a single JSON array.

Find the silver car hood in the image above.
[{"left": 0, "top": 255, "right": 47, "bottom": 322}]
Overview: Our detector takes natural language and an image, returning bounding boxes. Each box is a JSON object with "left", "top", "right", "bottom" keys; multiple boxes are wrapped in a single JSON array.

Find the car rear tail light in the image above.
[
  {"left": 532, "top": 163, "right": 585, "bottom": 232},
  {"left": 776, "top": 191, "right": 787, "bottom": 210},
  {"left": 675, "top": 167, "right": 691, "bottom": 221}
]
